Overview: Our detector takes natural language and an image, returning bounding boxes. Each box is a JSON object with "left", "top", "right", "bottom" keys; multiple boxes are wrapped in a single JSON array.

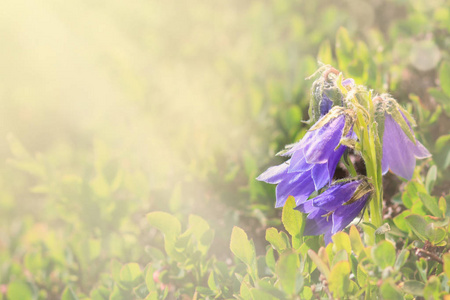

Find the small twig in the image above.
[
  {"left": 415, "top": 248, "right": 444, "bottom": 264},
  {"left": 322, "top": 284, "right": 334, "bottom": 300}
]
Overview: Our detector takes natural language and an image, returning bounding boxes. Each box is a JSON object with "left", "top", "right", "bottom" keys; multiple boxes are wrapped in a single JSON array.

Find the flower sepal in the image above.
[{"left": 343, "top": 177, "right": 373, "bottom": 205}]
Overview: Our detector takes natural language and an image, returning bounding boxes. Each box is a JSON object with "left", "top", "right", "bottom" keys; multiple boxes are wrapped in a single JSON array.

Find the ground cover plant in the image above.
[{"left": 0, "top": 0, "right": 449, "bottom": 299}]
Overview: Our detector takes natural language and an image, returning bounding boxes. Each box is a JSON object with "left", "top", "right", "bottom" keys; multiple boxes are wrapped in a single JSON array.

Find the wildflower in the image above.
[
  {"left": 296, "top": 179, "right": 372, "bottom": 244},
  {"left": 257, "top": 107, "right": 354, "bottom": 207},
  {"left": 381, "top": 112, "right": 431, "bottom": 180}
]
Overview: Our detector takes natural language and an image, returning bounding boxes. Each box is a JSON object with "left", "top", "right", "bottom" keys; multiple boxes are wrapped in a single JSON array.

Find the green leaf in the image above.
[
  {"left": 444, "top": 253, "right": 450, "bottom": 279},
  {"left": 425, "top": 166, "right": 437, "bottom": 193},
  {"left": 239, "top": 279, "right": 252, "bottom": 300},
  {"left": 62, "top": 287, "right": 78, "bottom": 300},
  {"left": 439, "top": 197, "right": 447, "bottom": 216},
  {"left": 134, "top": 283, "right": 150, "bottom": 299},
  {"left": 356, "top": 264, "right": 368, "bottom": 287},
  {"left": 145, "top": 291, "right": 158, "bottom": 300},
  {"left": 275, "top": 252, "right": 301, "bottom": 295},
  {"left": 145, "top": 264, "right": 156, "bottom": 292},
  {"left": 394, "top": 249, "right": 410, "bottom": 271},
  {"left": 147, "top": 212, "right": 181, "bottom": 241},
  {"left": 405, "top": 214, "right": 429, "bottom": 241},
  {"left": 250, "top": 289, "right": 279, "bottom": 300},
  {"left": 331, "top": 250, "right": 348, "bottom": 268},
  {"left": 403, "top": 181, "right": 427, "bottom": 209},
  {"left": 426, "top": 223, "right": 446, "bottom": 245},
  {"left": 393, "top": 210, "right": 412, "bottom": 232},
  {"left": 188, "top": 214, "right": 214, "bottom": 254},
  {"left": 230, "top": 226, "right": 257, "bottom": 280},
  {"left": 402, "top": 280, "right": 425, "bottom": 296},
  {"left": 301, "top": 286, "right": 313, "bottom": 300},
  {"left": 147, "top": 212, "right": 184, "bottom": 261},
  {"left": 372, "top": 241, "right": 396, "bottom": 269},
  {"left": 416, "top": 258, "right": 428, "bottom": 282},
  {"left": 349, "top": 226, "right": 364, "bottom": 256},
  {"left": 7, "top": 281, "right": 34, "bottom": 300},
  {"left": 188, "top": 214, "right": 209, "bottom": 239},
  {"left": 120, "top": 263, "right": 142, "bottom": 287},
  {"left": 380, "top": 279, "right": 403, "bottom": 300},
  {"left": 332, "top": 232, "right": 351, "bottom": 256},
  {"left": 328, "top": 261, "right": 350, "bottom": 299},
  {"left": 424, "top": 276, "right": 440, "bottom": 300},
  {"left": 265, "top": 247, "right": 276, "bottom": 273},
  {"left": 307, "top": 249, "right": 330, "bottom": 279},
  {"left": 109, "top": 285, "right": 124, "bottom": 300},
  {"left": 230, "top": 226, "right": 255, "bottom": 266},
  {"left": 435, "top": 134, "right": 450, "bottom": 152},
  {"left": 439, "top": 60, "right": 450, "bottom": 97},
  {"left": 207, "top": 272, "right": 217, "bottom": 291},
  {"left": 420, "top": 193, "right": 441, "bottom": 217},
  {"left": 318, "top": 247, "right": 330, "bottom": 270},
  {"left": 196, "top": 287, "right": 215, "bottom": 297},
  {"left": 282, "top": 196, "right": 304, "bottom": 249},
  {"left": 265, "top": 228, "right": 288, "bottom": 252}
]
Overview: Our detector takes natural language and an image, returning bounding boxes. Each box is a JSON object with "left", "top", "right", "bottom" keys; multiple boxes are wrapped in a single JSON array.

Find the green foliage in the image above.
[
  {"left": 282, "top": 197, "right": 304, "bottom": 249},
  {"left": 230, "top": 226, "right": 258, "bottom": 282},
  {"left": 1, "top": 0, "right": 449, "bottom": 299}
]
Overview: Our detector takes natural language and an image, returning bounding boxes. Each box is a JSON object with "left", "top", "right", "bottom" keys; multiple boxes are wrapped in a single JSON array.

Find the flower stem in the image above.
[
  {"left": 365, "top": 124, "right": 384, "bottom": 245},
  {"left": 353, "top": 98, "right": 384, "bottom": 245}
]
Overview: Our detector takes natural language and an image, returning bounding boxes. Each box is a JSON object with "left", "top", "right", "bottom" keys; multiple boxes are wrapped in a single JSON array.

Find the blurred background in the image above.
[{"left": 0, "top": 0, "right": 449, "bottom": 299}]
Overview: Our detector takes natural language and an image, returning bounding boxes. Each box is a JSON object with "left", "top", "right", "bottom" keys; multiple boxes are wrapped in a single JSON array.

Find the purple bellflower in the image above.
[
  {"left": 257, "top": 108, "right": 354, "bottom": 207},
  {"left": 381, "top": 112, "right": 431, "bottom": 180},
  {"left": 296, "top": 179, "right": 371, "bottom": 244}
]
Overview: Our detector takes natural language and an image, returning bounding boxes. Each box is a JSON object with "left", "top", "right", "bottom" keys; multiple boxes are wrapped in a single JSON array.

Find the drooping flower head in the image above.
[
  {"left": 257, "top": 107, "right": 355, "bottom": 207},
  {"left": 375, "top": 97, "right": 431, "bottom": 180},
  {"left": 296, "top": 178, "right": 372, "bottom": 244}
]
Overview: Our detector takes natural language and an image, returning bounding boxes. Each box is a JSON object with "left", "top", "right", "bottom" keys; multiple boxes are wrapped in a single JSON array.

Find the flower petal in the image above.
[
  {"left": 342, "top": 78, "right": 355, "bottom": 86},
  {"left": 275, "top": 171, "right": 315, "bottom": 207},
  {"left": 381, "top": 153, "right": 389, "bottom": 175},
  {"left": 332, "top": 194, "right": 369, "bottom": 234},
  {"left": 282, "top": 130, "right": 314, "bottom": 157},
  {"left": 383, "top": 114, "right": 416, "bottom": 180},
  {"left": 327, "top": 145, "right": 346, "bottom": 184},
  {"left": 288, "top": 149, "right": 314, "bottom": 173},
  {"left": 414, "top": 140, "right": 431, "bottom": 159},
  {"left": 312, "top": 181, "right": 360, "bottom": 211},
  {"left": 297, "top": 201, "right": 332, "bottom": 236},
  {"left": 304, "top": 214, "right": 332, "bottom": 236},
  {"left": 303, "top": 116, "right": 345, "bottom": 164},
  {"left": 256, "top": 160, "right": 290, "bottom": 184},
  {"left": 311, "top": 163, "right": 330, "bottom": 190}
]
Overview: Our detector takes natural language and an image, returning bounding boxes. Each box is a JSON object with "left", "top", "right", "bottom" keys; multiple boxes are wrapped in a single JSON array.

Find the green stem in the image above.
[
  {"left": 363, "top": 128, "right": 383, "bottom": 245},
  {"left": 353, "top": 104, "right": 384, "bottom": 245},
  {"left": 342, "top": 154, "right": 357, "bottom": 177}
]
